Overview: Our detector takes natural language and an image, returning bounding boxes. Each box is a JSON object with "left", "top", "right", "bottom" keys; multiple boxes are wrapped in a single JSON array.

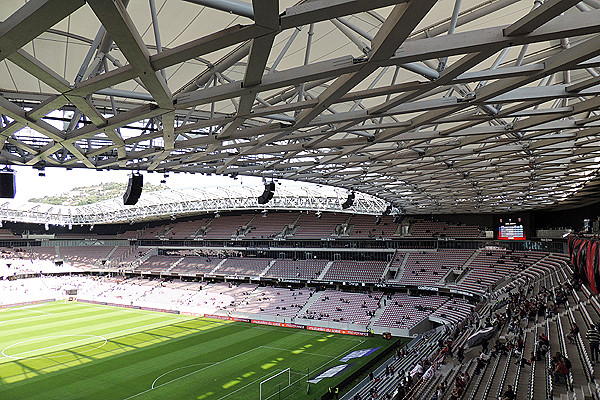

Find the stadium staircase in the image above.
[
  {"left": 396, "top": 253, "right": 408, "bottom": 279},
  {"left": 394, "top": 254, "right": 598, "bottom": 400},
  {"left": 106, "top": 246, "right": 119, "bottom": 261},
  {"left": 338, "top": 215, "right": 353, "bottom": 236},
  {"left": 197, "top": 218, "right": 216, "bottom": 238},
  {"left": 507, "top": 253, "right": 553, "bottom": 288},
  {"left": 259, "top": 260, "right": 276, "bottom": 277},
  {"left": 452, "top": 260, "right": 600, "bottom": 400},
  {"left": 453, "top": 249, "right": 482, "bottom": 285},
  {"left": 165, "top": 257, "right": 185, "bottom": 273},
  {"left": 340, "top": 328, "right": 446, "bottom": 400},
  {"left": 235, "top": 214, "right": 257, "bottom": 238},
  {"left": 523, "top": 297, "right": 597, "bottom": 335},
  {"left": 208, "top": 258, "right": 228, "bottom": 275},
  {"left": 387, "top": 250, "right": 407, "bottom": 281},
  {"left": 157, "top": 225, "right": 174, "bottom": 240},
  {"left": 316, "top": 261, "right": 334, "bottom": 280},
  {"left": 461, "top": 249, "right": 480, "bottom": 270},
  {"left": 192, "top": 218, "right": 213, "bottom": 238},
  {"left": 130, "top": 248, "right": 156, "bottom": 270},
  {"left": 366, "top": 304, "right": 386, "bottom": 330},
  {"left": 295, "top": 292, "right": 321, "bottom": 317},
  {"left": 280, "top": 213, "right": 302, "bottom": 237}
]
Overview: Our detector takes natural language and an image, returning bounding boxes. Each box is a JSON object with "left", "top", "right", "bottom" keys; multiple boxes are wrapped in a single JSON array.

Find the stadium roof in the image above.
[
  {"left": 1, "top": 0, "right": 600, "bottom": 214},
  {"left": 0, "top": 185, "right": 388, "bottom": 225}
]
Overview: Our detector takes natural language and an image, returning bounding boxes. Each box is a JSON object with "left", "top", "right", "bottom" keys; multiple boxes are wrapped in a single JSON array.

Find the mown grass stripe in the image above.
[{"left": 0, "top": 302, "right": 395, "bottom": 400}]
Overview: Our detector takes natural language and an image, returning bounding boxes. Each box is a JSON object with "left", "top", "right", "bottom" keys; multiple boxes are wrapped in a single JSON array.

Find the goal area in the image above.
[{"left": 259, "top": 368, "right": 292, "bottom": 400}]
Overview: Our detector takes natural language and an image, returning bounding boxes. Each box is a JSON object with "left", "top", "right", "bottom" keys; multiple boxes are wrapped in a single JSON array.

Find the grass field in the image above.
[{"left": 0, "top": 301, "right": 394, "bottom": 400}]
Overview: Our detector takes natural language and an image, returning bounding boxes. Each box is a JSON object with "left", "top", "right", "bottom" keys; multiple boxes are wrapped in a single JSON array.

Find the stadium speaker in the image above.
[
  {"left": 341, "top": 192, "right": 355, "bottom": 209},
  {"left": 123, "top": 173, "right": 143, "bottom": 205},
  {"left": 0, "top": 169, "right": 16, "bottom": 199},
  {"left": 383, "top": 204, "right": 392, "bottom": 215},
  {"left": 257, "top": 181, "right": 275, "bottom": 205}
]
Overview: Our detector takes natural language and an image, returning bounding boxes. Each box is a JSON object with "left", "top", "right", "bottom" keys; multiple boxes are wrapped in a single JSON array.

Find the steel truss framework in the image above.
[
  {"left": 1, "top": 0, "right": 600, "bottom": 214},
  {"left": 0, "top": 186, "right": 386, "bottom": 226}
]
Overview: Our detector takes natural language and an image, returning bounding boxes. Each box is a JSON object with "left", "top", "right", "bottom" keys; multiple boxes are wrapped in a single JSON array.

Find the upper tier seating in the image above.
[
  {"left": 107, "top": 212, "right": 483, "bottom": 240},
  {"left": 135, "top": 255, "right": 181, "bottom": 272},
  {"left": 292, "top": 213, "right": 349, "bottom": 238},
  {"left": 215, "top": 257, "right": 271, "bottom": 276},
  {"left": 323, "top": 260, "right": 388, "bottom": 283},
  {"left": 170, "top": 256, "right": 222, "bottom": 275},
  {"left": 458, "top": 249, "right": 517, "bottom": 293},
  {"left": 165, "top": 217, "right": 212, "bottom": 239},
  {"left": 0, "top": 228, "right": 17, "bottom": 239},
  {"left": 264, "top": 259, "right": 329, "bottom": 280},
  {"left": 203, "top": 214, "right": 254, "bottom": 239},
  {"left": 409, "top": 219, "right": 483, "bottom": 238},
  {"left": 108, "top": 246, "right": 134, "bottom": 264},
  {"left": 244, "top": 212, "right": 298, "bottom": 239},
  {"left": 59, "top": 246, "right": 115, "bottom": 268},
  {"left": 346, "top": 215, "right": 399, "bottom": 238},
  {"left": 27, "top": 246, "right": 57, "bottom": 260},
  {"left": 395, "top": 249, "right": 475, "bottom": 285}
]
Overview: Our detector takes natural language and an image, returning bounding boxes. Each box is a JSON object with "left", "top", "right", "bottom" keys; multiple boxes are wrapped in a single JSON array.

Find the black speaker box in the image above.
[
  {"left": 257, "top": 182, "right": 276, "bottom": 205},
  {"left": 0, "top": 170, "right": 16, "bottom": 198},
  {"left": 123, "top": 174, "right": 143, "bottom": 205},
  {"left": 341, "top": 192, "right": 355, "bottom": 209}
]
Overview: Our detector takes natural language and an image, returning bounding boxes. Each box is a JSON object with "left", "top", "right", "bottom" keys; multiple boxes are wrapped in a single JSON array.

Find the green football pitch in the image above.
[{"left": 0, "top": 301, "right": 394, "bottom": 400}]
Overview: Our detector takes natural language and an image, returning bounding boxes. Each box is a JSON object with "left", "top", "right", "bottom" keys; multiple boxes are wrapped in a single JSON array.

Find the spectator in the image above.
[
  {"left": 553, "top": 359, "right": 569, "bottom": 384},
  {"left": 502, "top": 385, "right": 515, "bottom": 400},
  {"left": 567, "top": 323, "right": 579, "bottom": 344},
  {"left": 551, "top": 351, "right": 563, "bottom": 369},
  {"left": 586, "top": 324, "right": 600, "bottom": 363},
  {"left": 516, "top": 351, "right": 534, "bottom": 367},
  {"left": 449, "top": 386, "right": 463, "bottom": 400},
  {"left": 457, "top": 346, "right": 465, "bottom": 363},
  {"left": 481, "top": 338, "right": 489, "bottom": 353}
]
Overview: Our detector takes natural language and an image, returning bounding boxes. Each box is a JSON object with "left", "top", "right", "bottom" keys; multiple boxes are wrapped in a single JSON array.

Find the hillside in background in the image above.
[{"left": 29, "top": 182, "right": 167, "bottom": 206}]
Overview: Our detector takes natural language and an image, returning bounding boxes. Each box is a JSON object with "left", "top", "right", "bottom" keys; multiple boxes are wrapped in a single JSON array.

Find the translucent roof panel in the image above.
[{"left": 0, "top": 0, "right": 599, "bottom": 214}]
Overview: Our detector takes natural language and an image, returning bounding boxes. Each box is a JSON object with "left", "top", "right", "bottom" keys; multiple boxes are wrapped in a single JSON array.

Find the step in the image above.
[{"left": 316, "top": 260, "right": 333, "bottom": 280}]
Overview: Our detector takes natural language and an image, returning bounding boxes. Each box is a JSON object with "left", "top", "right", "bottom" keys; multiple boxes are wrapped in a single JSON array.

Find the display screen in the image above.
[{"left": 498, "top": 218, "right": 525, "bottom": 240}]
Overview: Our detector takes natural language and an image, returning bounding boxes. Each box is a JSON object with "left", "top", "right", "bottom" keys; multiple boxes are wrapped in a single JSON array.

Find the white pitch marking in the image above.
[
  {"left": 151, "top": 363, "right": 212, "bottom": 388},
  {"left": 1, "top": 335, "right": 108, "bottom": 360},
  {"left": 123, "top": 346, "right": 265, "bottom": 400},
  {"left": 216, "top": 339, "right": 366, "bottom": 400}
]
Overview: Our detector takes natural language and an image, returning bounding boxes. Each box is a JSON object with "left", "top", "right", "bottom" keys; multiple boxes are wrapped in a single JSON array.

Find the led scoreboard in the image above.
[{"left": 498, "top": 218, "right": 526, "bottom": 240}]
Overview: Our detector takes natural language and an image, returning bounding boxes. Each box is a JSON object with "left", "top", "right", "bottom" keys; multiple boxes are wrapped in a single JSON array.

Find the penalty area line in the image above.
[
  {"left": 123, "top": 346, "right": 265, "bottom": 400},
  {"left": 215, "top": 368, "right": 288, "bottom": 400},
  {"left": 263, "top": 339, "right": 366, "bottom": 400}
]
